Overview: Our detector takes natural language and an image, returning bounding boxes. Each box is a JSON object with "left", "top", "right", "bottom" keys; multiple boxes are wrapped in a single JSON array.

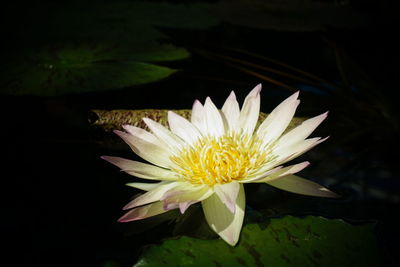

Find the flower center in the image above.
[{"left": 170, "top": 133, "right": 269, "bottom": 186}]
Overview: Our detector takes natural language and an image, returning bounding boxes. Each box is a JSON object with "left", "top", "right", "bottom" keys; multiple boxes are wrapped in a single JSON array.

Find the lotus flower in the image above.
[{"left": 102, "top": 84, "right": 338, "bottom": 246}]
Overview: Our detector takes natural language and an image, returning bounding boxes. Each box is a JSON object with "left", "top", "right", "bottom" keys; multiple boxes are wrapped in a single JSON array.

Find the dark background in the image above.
[{"left": 2, "top": 0, "right": 399, "bottom": 266}]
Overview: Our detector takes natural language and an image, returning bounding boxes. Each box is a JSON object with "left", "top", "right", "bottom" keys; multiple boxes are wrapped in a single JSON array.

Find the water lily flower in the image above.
[{"left": 102, "top": 84, "right": 338, "bottom": 246}]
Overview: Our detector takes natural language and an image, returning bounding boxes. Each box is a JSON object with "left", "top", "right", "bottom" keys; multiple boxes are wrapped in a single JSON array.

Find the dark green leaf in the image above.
[{"left": 2, "top": 44, "right": 182, "bottom": 96}]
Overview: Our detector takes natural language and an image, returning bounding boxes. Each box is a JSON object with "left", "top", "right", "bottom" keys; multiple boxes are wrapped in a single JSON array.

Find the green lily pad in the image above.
[
  {"left": 2, "top": 43, "right": 186, "bottom": 96},
  {"left": 134, "top": 216, "right": 380, "bottom": 267}
]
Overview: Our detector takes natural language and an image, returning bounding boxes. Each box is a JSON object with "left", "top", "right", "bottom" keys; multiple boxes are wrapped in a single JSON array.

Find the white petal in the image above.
[
  {"left": 122, "top": 125, "right": 165, "bottom": 148},
  {"left": 162, "top": 185, "right": 213, "bottom": 214},
  {"left": 251, "top": 161, "right": 310, "bottom": 183},
  {"left": 256, "top": 91, "right": 300, "bottom": 145},
  {"left": 274, "top": 137, "right": 329, "bottom": 165},
  {"left": 266, "top": 174, "right": 340, "bottom": 198},
  {"left": 222, "top": 91, "right": 240, "bottom": 131},
  {"left": 191, "top": 100, "right": 207, "bottom": 134},
  {"left": 101, "top": 156, "right": 178, "bottom": 181},
  {"left": 168, "top": 111, "right": 202, "bottom": 144},
  {"left": 114, "top": 130, "right": 174, "bottom": 169},
  {"left": 143, "top": 118, "right": 184, "bottom": 150},
  {"left": 277, "top": 112, "right": 328, "bottom": 149},
  {"left": 238, "top": 84, "right": 261, "bottom": 135},
  {"left": 118, "top": 201, "right": 167, "bottom": 222},
  {"left": 214, "top": 182, "right": 240, "bottom": 213},
  {"left": 204, "top": 97, "right": 225, "bottom": 136},
  {"left": 243, "top": 137, "right": 326, "bottom": 181},
  {"left": 126, "top": 181, "right": 169, "bottom": 191},
  {"left": 239, "top": 165, "right": 283, "bottom": 183},
  {"left": 202, "top": 184, "right": 245, "bottom": 246},
  {"left": 123, "top": 182, "right": 180, "bottom": 210}
]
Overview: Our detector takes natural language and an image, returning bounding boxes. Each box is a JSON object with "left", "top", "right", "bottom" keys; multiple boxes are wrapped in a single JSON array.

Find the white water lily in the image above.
[{"left": 102, "top": 84, "right": 338, "bottom": 246}]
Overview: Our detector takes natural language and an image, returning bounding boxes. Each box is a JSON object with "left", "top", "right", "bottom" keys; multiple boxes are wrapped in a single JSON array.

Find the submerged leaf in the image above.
[{"left": 134, "top": 216, "right": 380, "bottom": 267}]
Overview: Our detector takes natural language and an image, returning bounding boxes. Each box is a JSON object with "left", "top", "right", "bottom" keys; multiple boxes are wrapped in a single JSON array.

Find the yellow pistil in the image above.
[{"left": 170, "top": 133, "right": 269, "bottom": 186}]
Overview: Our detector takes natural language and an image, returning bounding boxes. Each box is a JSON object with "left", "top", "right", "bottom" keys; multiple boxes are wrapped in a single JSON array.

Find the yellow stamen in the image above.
[{"left": 170, "top": 133, "right": 269, "bottom": 186}]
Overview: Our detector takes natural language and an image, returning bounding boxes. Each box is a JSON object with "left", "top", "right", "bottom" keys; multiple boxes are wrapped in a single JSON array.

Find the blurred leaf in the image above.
[
  {"left": 18, "top": 2, "right": 218, "bottom": 45},
  {"left": 134, "top": 216, "right": 380, "bottom": 267},
  {"left": 89, "top": 109, "right": 306, "bottom": 132},
  {"left": 2, "top": 43, "right": 186, "bottom": 96},
  {"left": 212, "top": 0, "right": 368, "bottom": 32}
]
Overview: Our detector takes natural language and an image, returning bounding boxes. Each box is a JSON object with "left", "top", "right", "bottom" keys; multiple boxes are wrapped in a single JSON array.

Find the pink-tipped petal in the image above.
[
  {"left": 126, "top": 181, "right": 168, "bottom": 191},
  {"left": 101, "top": 156, "right": 178, "bottom": 181},
  {"left": 123, "top": 182, "right": 180, "bottom": 210},
  {"left": 272, "top": 137, "right": 329, "bottom": 167},
  {"left": 266, "top": 174, "right": 340, "bottom": 198},
  {"left": 118, "top": 201, "right": 167, "bottom": 222},
  {"left": 202, "top": 184, "right": 245, "bottom": 246},
  {"left": 179, "top": 201, "right": 197, "bottom": 214},
  {"left": 240, "top": 165, "right": 284, "bottom": 183},
  {"left": 277, "top": 111, "right": 329, "bottom": 149},
  {"left": 221, "top": 91, "right": 240, "bottom": 131},
  {"left": 113, "top": 130, "right": 173, "bottom": 169},
  {"left": 252, "top": 161, "right": 310, "bottom": 183},
  {"left": 168, "top": 111, "right": 202, "bottom": 144},
  {"left": 281, "top": 137, "right": 329, "bottom": 164},
  {"left": 246, "top": 84, "right": 262, "bottom": 98},
  {"left": 143, "top": 118, "right": 184, "bottom": 149},
  {"left": 256, "top": 91, "right": 300, "bottom": 145},
  {"left": 214, "top": 182, "right": 240, "bottom": 213},
  {"left": 161, "top": 185, "right": 212, "bottom": 214},
  {"left": 238, "top": 84, "right": 261, "bottom": 135},
  {"left": 163, "top": 202, "right": 180, "bottom": 211},
  {"left": 122, "top": 125, "right": 165, "bottom": 147}
]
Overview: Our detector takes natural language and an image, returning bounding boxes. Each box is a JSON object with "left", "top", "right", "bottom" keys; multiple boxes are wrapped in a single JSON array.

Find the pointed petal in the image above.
[
  {"left": 162, "top": 185, "right": 213, "bottom": 214},
  {"left": 126, "top": 181, "right": 169, "bottom": 191},
  {"left": 122, "top": 125, "right": 165, "bottom": 148},
  {"left": 118, "top": 201, "right": 167, "bottom": 222},
  {"left": 179, "top": 202, "right": 194, "bottom": 214},
  {"left": 238, "top": 84, "right": 261, "bottom": 135},
  {"left": 123, "top": 182, "right": 180, "bottom": 210},
  {"left": 240, "top": 139, "right": 320, "bottom": 181},
  {"left": 143, "top": 118, "right": 184, "bottom": 150},
  {"left": 222, "top": 91, "right": 240, "bottom": 131},
  {"left": 204, "top": 97, "right": 225, "bottom": 136},
  {"left": 101, "top": 156, "right": 178, "bottom": 181},
  {"left": 274, "top": 137, "right": 329, "bottom": 165},
  {"left": 191, "top": 100, "right": 207, "bottom": 134},
  {"left": 266, "top": 174, "right": 340, "bottom": 198},
  {"left": 239, "top": 165, "right": 283, "bottom": 183},
  {"left": 202, "top": 184, "right": 245, "bottom": 246},
  {"left": 252, "top": 161, "right": 310, "bottom": 183},
  {"left": 214, "top": 182, "right": 240, "bottom": 213},
  {"left": 168, "top": 111, "right": 202, "bottom": 144},
  {"left": 277, "top": 112, "right": 328, "bottom": 149},
  {"left": 114, "top": 130, "right": 174, "bottom": 169},
  {"left": 257, "top": 91, "right": 300, "bottom": 145}
]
